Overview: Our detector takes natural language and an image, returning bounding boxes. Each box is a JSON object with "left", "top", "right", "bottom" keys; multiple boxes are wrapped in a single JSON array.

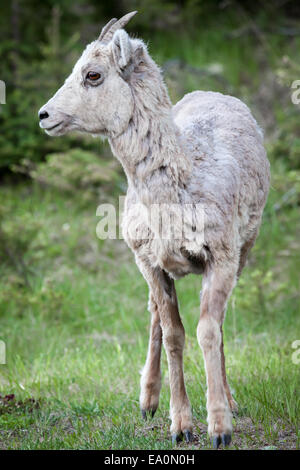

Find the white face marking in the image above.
[{"left": 39, "top": 40, "right": 134, "bottom": 138}]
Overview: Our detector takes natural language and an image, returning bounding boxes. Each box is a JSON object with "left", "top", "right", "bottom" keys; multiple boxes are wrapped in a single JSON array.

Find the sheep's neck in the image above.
[{"left": 109, "top": 105, "right": 191, "bottom": 206}]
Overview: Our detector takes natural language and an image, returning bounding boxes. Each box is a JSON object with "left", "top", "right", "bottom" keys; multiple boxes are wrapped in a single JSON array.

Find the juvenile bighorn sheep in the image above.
[{"left": 39, "top": 11, "right": 270, "bottom": 448}]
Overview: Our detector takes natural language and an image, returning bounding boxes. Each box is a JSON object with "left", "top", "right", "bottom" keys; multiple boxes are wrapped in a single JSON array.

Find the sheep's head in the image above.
[{"left": 39, "top": 11, "right": 149, "bottom": 138}]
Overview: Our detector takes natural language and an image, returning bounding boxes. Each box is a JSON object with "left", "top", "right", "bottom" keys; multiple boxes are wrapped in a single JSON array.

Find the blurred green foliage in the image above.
[
  {"left": 1, "top": 0, "right": 300, "bottom": 170},
  {"left": 0, "top": 1, "right": 101, "bottom": 168}
]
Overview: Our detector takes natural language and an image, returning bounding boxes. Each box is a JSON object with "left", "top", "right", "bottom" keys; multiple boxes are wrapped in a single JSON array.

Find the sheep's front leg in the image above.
[
  {"left": 136, "top": 258, "right": 192, "bottom": 443},
  {"left": 140, "top": 293, "right": 162, "bottom": 419},
  {"left": 159, "top": 276, "right": 192, "bottom": 444},
  {"left": 197, "top": 263, "right": 237, "bottom": 449}
]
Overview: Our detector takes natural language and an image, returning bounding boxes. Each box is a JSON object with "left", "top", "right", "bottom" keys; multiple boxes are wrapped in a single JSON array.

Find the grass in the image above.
[{"left": 0, "top": 156, "right": 299, "bottom": 450}]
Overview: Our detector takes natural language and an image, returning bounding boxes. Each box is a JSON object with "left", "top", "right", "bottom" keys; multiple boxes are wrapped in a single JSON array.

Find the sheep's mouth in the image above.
[
  {"left": 44, "top": 121, "right": 64, "bottom": 132},
  {"left": 43, "top": 120, "right": 71, "bottom": 136}
]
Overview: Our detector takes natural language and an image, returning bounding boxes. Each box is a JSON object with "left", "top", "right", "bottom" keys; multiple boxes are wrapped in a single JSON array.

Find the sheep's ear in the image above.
[
  {"left": 112, "top": 30, "right": 133, "bottom": 74},
  {"left": 112, "top": 31, "right": 146, "bottom": 79}
]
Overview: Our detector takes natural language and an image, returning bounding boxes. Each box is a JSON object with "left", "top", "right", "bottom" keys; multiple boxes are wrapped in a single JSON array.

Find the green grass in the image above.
[{"left": 0, "top": 156, "right": 299, "bottom": 450}]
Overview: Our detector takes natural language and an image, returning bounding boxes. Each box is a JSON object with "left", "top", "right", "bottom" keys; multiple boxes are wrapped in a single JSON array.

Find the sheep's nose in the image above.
[{"left": 39, "top": 110, "right": 49, "bottom": 120}]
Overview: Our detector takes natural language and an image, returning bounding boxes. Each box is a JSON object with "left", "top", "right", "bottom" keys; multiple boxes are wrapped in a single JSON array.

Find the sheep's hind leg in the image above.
[
  {"left": 140, "top": 293, "right": 162, "bottom": 420},
  {"left": 237, "top": 231, "right": 258, "bottom": 278}
]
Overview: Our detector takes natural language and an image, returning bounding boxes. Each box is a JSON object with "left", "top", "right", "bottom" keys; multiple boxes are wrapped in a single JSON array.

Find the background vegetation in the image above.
[{"left": 0, "top": 0, "right": 299, "bottom": 450}]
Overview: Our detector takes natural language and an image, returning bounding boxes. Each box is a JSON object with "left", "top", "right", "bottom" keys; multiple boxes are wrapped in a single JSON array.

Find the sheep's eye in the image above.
[{"left": 86, "top": 72, "right": 101, "bottom": 81}]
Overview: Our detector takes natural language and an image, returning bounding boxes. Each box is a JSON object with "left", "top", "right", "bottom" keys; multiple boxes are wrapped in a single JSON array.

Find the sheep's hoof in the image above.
[
  {"left": 212, "top": 433, "right": 231, "bottom": 449},
  {"left": 141, "top": 408, "right": 157, "bottom": 421},
  {"left": 171, "top": 430, "right": 193, "bottom": 445},
  {"left": 171, "top": 432, "right": 183, "bottom": 445}
]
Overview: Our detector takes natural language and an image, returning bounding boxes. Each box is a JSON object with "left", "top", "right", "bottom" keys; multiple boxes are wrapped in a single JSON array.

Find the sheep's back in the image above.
[{"left": 173, "top": 91, "right": 270, "bottom": 246}]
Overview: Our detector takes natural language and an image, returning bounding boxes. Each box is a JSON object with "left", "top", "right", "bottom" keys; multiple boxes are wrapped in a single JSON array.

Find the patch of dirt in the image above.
[
  {"left": 0, "top": 394, "right": 40, "bottom": 415},
  {"left": 137, "top": 415, "right": 298, "bottom": 450},
  {"left": 190, "top": 417, "right": 298, "bottom": 450}
]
